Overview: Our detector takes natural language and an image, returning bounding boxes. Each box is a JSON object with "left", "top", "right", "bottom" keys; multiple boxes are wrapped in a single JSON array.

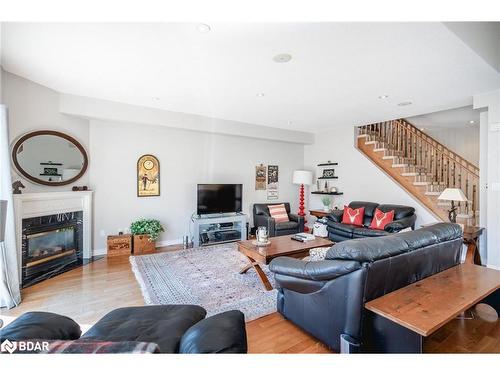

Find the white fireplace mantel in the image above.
[{"left": 13, "top": 191, "right": 93, "bottom": 279}]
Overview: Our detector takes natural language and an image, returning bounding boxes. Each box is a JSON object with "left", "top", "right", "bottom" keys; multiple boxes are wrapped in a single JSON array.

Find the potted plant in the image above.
[
  {"left": 321, "top": 196, "right": 331, "bottom": 212},
  {"left": 130, "top": 218, "right": 165, "bottom": 254}
]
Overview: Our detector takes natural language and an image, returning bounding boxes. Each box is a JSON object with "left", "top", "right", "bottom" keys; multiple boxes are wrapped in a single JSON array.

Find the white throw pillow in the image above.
[{"left": 308, "top": 247, "right": 330, "bottom": 261}]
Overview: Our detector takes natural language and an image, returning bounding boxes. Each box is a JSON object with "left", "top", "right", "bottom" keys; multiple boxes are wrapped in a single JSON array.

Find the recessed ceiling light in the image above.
[
  {"left": 256, "top": 93, "right": 265, "bottom": 97},
  {"left": 152, "top": 97, "right": 160, "bottom": 101},
  {"left": 287, "top": 121, "right": 293, "bottom": 125},
  {"left": 273, "top": 54, "right": 292, "bottom": 63},
  {"left": 197, "top": 24, "right": 211, "bottom": 33},
  {"left": 378, "top": 95, "right": 389, "bottom": 99},
  {"left": 469, "top": 120, "right": 475, "bottom": 124},
  {"left": 398, "top": 101, "right": 413, "bottom": 106}
]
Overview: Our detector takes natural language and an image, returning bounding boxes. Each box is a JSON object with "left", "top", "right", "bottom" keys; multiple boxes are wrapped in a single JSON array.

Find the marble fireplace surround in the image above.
[{"left": 13, "top": 191, "right": 93, "bottom": 283}]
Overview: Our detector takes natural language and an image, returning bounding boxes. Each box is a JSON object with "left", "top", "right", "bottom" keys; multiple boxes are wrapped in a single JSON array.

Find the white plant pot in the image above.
[{"left": 323, "top": 206, "right": 330, "bottom": 212}]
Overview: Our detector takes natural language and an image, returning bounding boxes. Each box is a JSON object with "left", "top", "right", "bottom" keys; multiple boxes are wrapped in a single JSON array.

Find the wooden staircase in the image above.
[{"left": 356, "top": 119, "right": 479, "bottom": 224}]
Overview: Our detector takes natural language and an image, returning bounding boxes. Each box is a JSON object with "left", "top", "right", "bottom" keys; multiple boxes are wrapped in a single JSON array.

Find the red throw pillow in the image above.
[
  {"left": 268, "top": 204, "right": 289, "bottom": 223},
  {"left": 341, "top": 206, "right": 365, "bottom": 227},
  {"left": 369, "top": 208, "right": 395, "bottom": 230}
]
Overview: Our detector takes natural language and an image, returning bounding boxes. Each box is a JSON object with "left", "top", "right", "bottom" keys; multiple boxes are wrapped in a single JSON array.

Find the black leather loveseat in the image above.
[
  {"left": 269, "top": 223, "right": 462, "bottom": 353},
  {"left": 253, "top": 202, "right": 304, "bottom": 237},
  {"left": 327, "top": 201, "right": 416, "bottom": 242},
  {"left": 0, "top": 305, "right": 247, "bottom": 353}
]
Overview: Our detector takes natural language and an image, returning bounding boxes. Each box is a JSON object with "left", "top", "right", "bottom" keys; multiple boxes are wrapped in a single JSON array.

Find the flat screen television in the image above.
[{"left": 197, "top": 184, "right": 243, "bottom": 215}]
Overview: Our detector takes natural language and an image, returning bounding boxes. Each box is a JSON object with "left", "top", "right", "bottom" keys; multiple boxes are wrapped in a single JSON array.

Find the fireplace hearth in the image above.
[{"left": 22, "top": 211, "right": 83, "bottom": 287}]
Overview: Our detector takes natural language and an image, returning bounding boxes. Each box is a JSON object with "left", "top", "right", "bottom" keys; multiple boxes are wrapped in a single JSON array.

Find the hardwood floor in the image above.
[{"left": 1, "top": 250, "right": 498, "bottom": 353}]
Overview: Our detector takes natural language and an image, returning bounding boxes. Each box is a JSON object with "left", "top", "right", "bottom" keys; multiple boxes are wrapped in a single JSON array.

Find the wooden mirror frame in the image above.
[{"left": 11, "top": 130, "right": 89, "bottom": 187}]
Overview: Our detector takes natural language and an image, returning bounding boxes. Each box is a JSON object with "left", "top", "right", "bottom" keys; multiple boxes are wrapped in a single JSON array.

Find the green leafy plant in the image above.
[
  {"left": 130, "top": 218, "right": 165, "bottom": 242},
  {"left": 321, "top": 196, "right": 331, "bottom": 207}
]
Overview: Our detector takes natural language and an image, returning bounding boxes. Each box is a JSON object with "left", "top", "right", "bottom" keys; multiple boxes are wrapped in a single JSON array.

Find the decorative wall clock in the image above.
[{"left": 137, "top": 154, "right": 160, "bottom": 197}]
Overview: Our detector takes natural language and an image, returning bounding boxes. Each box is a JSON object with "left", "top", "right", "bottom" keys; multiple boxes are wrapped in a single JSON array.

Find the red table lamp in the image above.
[{"left": 293, "top": 170, "right": 313, "bottom": 232}]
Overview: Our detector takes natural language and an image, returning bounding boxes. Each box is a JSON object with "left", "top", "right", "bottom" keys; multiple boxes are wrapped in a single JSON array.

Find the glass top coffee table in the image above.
[{"left": 237, "top": 234, "right": 334, "bottom": 290}]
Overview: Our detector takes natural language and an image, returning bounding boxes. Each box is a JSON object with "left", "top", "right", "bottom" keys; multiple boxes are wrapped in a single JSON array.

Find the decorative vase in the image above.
[{"left": 133, "top": 234, "right": 156, "bottom": 254}]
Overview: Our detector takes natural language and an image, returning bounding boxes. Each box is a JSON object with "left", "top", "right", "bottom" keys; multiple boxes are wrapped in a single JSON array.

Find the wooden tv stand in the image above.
[{"left": 363, "top": 264, "right": 500, "bottom": 353}]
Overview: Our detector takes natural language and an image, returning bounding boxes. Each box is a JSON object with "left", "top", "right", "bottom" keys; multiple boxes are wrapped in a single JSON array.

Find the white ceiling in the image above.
[
  {"left": 1, "top": 22, "right": 499, "bottom": 133},
  {"left": 407, "top": 105, "right": 480, "bottom": 129}
]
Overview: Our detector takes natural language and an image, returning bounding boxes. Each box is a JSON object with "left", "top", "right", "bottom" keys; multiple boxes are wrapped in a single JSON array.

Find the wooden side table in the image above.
[
  {"left": 421, "top": 223, "right": 484, "bottom": 266},
  {"left": 309, "top": 209, "right": 331, "bottom": 218},
  {"left": 463, "top": 226, "right": 484, "bottom": 265}
]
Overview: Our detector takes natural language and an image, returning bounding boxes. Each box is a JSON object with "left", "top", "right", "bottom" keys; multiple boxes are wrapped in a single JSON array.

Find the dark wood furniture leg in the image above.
[
  {"left": 465, "top": 238, "right": 481, "bottom": 265},
  {"left": 239, "top": 255, "right": 273, "bottom": 291},
  {"left": 364, "top": 312, "right": 423, "bottom": 353}
]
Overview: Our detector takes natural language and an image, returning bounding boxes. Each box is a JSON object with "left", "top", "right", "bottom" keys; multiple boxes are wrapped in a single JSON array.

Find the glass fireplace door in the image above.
[{"left": 26, "top": 226, "right": 76, "bottom": 267}]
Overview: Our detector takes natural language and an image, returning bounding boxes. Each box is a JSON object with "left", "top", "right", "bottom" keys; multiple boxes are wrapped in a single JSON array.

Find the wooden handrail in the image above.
[
  {"left": 396, "top": 119, "right": 479, "bottom": 175},
  {"left": 357, "top": 118, "right": 480, "bottom": 223}
]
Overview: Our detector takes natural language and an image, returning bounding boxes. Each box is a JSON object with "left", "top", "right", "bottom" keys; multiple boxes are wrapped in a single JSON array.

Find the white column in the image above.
[{"left": 474, "top": 90, "right": 500, "bottom": 269}]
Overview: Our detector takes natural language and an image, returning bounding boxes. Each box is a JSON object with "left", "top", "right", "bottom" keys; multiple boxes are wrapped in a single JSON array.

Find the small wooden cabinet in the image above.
[{"left": 107, "top": 234, "right": 133, "bottom": 257}]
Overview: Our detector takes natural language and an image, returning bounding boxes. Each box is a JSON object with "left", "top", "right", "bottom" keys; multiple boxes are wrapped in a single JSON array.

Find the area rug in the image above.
[{"left": 129, "top": 243, "right": 277, "bottom": 322}]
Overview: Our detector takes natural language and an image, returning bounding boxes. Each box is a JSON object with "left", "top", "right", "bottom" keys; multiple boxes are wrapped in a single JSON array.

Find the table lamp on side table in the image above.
[
  {"left": 437, "top": 188, "right": 468, "bottom": 223},
  {"left": 293, "top": 170, "right": 313, "bottom": 232}
]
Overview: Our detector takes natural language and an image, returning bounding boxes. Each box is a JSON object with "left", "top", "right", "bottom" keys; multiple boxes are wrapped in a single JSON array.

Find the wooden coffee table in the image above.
[{"left": 237, "top": 234, "right": 334, "bottom": 290}]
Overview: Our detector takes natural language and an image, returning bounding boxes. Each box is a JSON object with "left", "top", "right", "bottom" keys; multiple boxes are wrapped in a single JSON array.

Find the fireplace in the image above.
[{"left": 22, "top": 211, "right": 83, "bottom": 287}]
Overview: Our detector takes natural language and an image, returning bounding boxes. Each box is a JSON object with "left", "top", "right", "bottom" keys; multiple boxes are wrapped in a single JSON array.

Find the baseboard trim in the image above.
[
  {"left": 486, "top": 264, "right": 500, "bottom": 270},
  {"left": 90, "top": 239, "right": 183, "bottom": 257},
  {"left": 92, "top": 248, "right": 107, "bottom": 256},
  {"left": 156, "top": 239, "right": 183, "bottom": 247}
]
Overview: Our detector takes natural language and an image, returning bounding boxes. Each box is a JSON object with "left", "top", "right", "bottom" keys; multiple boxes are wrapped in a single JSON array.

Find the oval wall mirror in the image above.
[{"left": 12, "top": 130, "right": 88, "bottom": 186}]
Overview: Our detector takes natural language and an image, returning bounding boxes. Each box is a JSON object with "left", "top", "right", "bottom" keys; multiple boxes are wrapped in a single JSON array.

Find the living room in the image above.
[{"left": 0, "top": 0, "right": 499, "bottom": 371}]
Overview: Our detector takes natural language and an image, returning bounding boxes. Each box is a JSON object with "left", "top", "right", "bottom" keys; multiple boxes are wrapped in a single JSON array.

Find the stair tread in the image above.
[
  {"left": 425, "top": 191, "right": 442, "bottom": 196},
  {"left": 358, "top": 122, "right": 478, "bottom": 223}
]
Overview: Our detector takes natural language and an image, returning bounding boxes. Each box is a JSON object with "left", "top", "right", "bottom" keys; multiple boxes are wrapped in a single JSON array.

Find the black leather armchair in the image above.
[
  {"left": 269, "top": 223, "right": 463, "bottom": 353},
  {"left": 253, "top": 202, "right": 304, "bottom": 237},
  {"left": 327, "top": 201, "right": 416, "bottom": 242}
]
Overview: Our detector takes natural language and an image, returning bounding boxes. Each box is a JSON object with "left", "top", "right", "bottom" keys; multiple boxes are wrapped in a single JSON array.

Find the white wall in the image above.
[
  {"left": 424, "top": 126, "right": 479, "bottom": 165},
  {"left": 304, "top": 126, "right": 437, "bottom": 227},
  {"left": 2, "top": 71, "right": 90, "bottom": 191},
  {"left": 0, "top": 23, "right": 3, "bottom": 103},
  {"left": 475, "top": 90, "right": 500, "bottom": 268},
  {"left": 89, "top": 119, "right": 304, "bottom": 252}
]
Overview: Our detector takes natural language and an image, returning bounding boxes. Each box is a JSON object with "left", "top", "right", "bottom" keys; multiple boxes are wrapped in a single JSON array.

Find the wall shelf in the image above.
[
  {"left": 317, "top": 162, "right": 338, "bottom": 167},
  {"left": 317, "top": 176, "right": 338, "bottom": 180},
  {"left": 311, "top": 191, "right": 343, "bottom": 195},
  {"left": 39, "top": 173, "right": 62, "bottom": 177}
]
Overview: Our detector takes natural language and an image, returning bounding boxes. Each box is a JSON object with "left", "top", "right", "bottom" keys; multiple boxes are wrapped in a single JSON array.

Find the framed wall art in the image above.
[
  {"left": 267, "top": 165, "right": 279, "bottom": 200},
  {"left": 137, "top": 154, "right": 160, "bottom": 197},
  {"left": 255, "top": 164, "right": 267, "bottom": 190}
]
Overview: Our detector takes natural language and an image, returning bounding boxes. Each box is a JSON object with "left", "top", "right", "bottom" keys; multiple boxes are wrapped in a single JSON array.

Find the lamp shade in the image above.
[
  {"left": 293, "top": 170, "right": 312, "bottom": 185},
  {"left": 438, "top": 188, "right": 468, "bottom": 202}
]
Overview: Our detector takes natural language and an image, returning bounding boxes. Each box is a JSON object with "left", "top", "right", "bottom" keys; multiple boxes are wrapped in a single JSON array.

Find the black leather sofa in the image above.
[
  {"left": 253, "top": 202, "right": 304, "bottom": 237},
  {"left": 0, "top": 305, "right": 247, "bottom": 353},
  {"left": 269, "top": 223, "right": 462, "bottom": 353},
  {"left": 327, "top": 201, "right": 416, "bottom": 242}
]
